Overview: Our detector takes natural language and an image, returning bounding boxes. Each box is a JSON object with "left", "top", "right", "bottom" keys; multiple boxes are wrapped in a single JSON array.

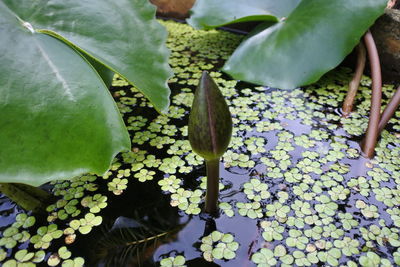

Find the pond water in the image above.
[{"left": 1, "top": 20, "right": 400, "bottom": 267}]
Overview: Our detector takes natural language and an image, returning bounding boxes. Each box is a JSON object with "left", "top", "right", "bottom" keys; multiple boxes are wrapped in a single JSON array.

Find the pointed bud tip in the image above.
[{"left": 199, "top": 71, "right": 214, "bottom": 91}]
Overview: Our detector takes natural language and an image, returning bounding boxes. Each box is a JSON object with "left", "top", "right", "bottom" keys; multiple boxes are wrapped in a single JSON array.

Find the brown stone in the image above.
[
  {"left": 150, "top": 0, "right": 195, "bottom": 19},
  {"left": 371, "top": 8, "right": 400, "bottom": 82}
]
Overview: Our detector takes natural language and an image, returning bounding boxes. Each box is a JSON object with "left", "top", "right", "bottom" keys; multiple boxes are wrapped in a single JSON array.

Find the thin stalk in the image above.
[
  {"left": 204, "top": 159, "right": 220, "bottom": 215},
  {"left": 378, "top": 86, "right": 400, "bottom": 134},
  {"left": 342, "top": 42, "right": 366, "bottom": 117},
  {"left": 361, "top": 31, "right": 382, "bottom": 158},
  {"left": 0, "top": 183, "right": 52, "bottom": 213}
]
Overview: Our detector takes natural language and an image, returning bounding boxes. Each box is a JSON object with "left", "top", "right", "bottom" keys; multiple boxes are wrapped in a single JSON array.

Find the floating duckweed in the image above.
[
  {"left": 3, "top": 249, "right": 45, "bottom": 267},
  {"left": 0, "top": 249, "right": 6, "bottom": 261},
  {"left": 373, "top": 187, "right": 400, "bottom": 207},
  {"left": 394, "top": 248, "right": 400, "bottom": 265},
  {"left": 48, "top": 253, "right": 61, "bottom": 266},
  {"left": 61, "top": 257, "right": 85, "bottom": 267},
  {"left": 223, "top": 151, "right": 255, "bottom": 168},
  {"left": 328, "top": 185, "right": 350, "bottom": 200},
  {"left": 69, "top": 213, "right": 102, "bottom": 235},
  {"left": 0, "top": 226, "right": 30, "bottom": 249},
  {"left": 107, "top": 178, "right": 128, "bottom": 195},
  {"left": 143, "top": 155, "right": 161, "bottom": 168},
  {"left": 127, "top": 115, "right": 147, "bottom": 131},
  {"left": 338, "top": 212, "right": 359, "bottom": 231},
  {"left": 170, "top": 188, "right": 202, "bottom": 215},
  {"left": 236, "top": 202, "right": 263, "bottom": 219},
  {"left": 315, "top": 195, "right": 338, "bottom": 217},
  {"left": 58, "top": 246, "right": 72, "bottom": 260},
  {"left": 219, "top": 202, "right": 234, "bottom": 217},
  {"left": 265, "top": 202, "right": 290, "bottom": 221},
  {"left": 290, "top": 200, "right": 312, "bottom": 218},
  {"left": 251, "top": 248, "right": 277, "bottom": 266},
  {"left": 294, "top": 135, "right": 315, "bottom": 148},
  {"left": 200, "top": 231, "right": 239, "bottom": 262},
  {"left": 13, "top": 214, "right": 35, "bottom": 229},
  {"left": 347, "top": 176, "right": 371, "bottom": 196},
  {"left": 159, "top": 156, "right": 186, "bottom": 174},
  {"left": 260, "top": 220, "right": 284, "bottom": 241},
  {"left": 359, "top": 252, "right": 382, "bottom": 267},
  {"left": 134, "top": 169, "right": 156, "bottom": 182},
  {"left": 159, "top": 255, "right": 186, "bottom": 267},
  {"left": 30, "top": 224, "right": 63, "bottom": 249},
  {"left": 355, "top": 200, "right": 379, "bottom": 218},
  {"left": 80, "top": 194, "right": 107, "bottom": 213},
  {"left": 243, "top": 179, "right": 270, "bottom": 201},
  {"left": 286, "top": 229, "right": 309, "bottom": 250},
  {"left": 158, "top": 175, "right": 182, "bottom": 193},
  {"left": 333, "top": 237, "right": 360, "bottom": 256}
]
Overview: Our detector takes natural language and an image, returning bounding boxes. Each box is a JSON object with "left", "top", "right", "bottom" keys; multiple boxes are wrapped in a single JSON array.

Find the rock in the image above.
[
  {"left": 151, "top": 0, "right": 195, "bottom": 19},
  {"left": 371, "top": 8, "right": 400, "bottom": 82}
]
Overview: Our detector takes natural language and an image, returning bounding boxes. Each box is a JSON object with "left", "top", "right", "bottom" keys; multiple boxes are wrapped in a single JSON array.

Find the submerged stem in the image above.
[
  {"left": 378, "top": 86, "right": 400, "bottom": 134},
  {"left": 204, "top": 159, "right": 220, "bottom": 215},
  {"left": 361, "top": 31, "right": 382, "bottom": 158},
  {"left": 0, "top": 183, "right": 52, "bottom": 213},
  {"left": 342, "top": 42, "right": 366, "bottom": 117}
]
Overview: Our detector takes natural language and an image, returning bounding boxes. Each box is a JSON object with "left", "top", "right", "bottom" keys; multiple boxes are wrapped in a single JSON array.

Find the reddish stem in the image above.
[
  {"left": 342, "top": 43, "right": 366, "bottom": 117},
  {"left": 361, "top": 31, "right": 382, "bottom": 158},
  {"left": 378, "top": 86, "right": 400, "bottom": 134},
  {"left": 204, "top": 159, "right": 220, "bottom": 215}
]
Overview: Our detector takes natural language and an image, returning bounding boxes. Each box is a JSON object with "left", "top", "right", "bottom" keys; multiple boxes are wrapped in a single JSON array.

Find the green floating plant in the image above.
[
  {"left": 12, "top": 214, "right": 36, "bottom": 229},
  {"left": 188, "top": 71, "right": 232, "bottom": 214},
  {"left": 61, "top": 257, "right": 85, "bottom": 267},
  {"left": 30, "top": 224, "right": 63, "bottom": 249},
  {"left": 170, "top": 188, "right": 202, "bottom": 215},
  {"left": 69, "top": 213, "right": 102, "bottom": 235},
  {"left": 160, "top": 255, "right": 186, "bottom": 267},
  {"left": 107, "top": 178, "right": 128, "bottom": 195},
  {"left": 260, "top": 220, "right": 284, "bottom": 242},
  {"left": 2, "top": 249, "right": 45, "bottom": 266},
  {"left": 219, "top": 202, "right": 234, "bottom": 217},
  {"left": 0, "top": 214, "right": 34, "bottom": 249},
  {"left": 200, "top": 231, "right": 239, "bottom": 262},
  {"left": 243, "top": 179, "right": 270, "bottom": 202},
  {"left": 236, "top": 202, "right": 263, "bottom": 219},
  {"left": 158, "top": 175, "right": 182, "bottom": 193},
  {"left": 0, "top": 248, "right": 6, "bottom": 262},
  {"left": 80, "top": 194, "right": 107, "bottom": 213}
]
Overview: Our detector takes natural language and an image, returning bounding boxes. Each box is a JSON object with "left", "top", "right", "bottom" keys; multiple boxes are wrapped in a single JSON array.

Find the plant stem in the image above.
[
  {"left": 361, "top": 31, "right": 382, "bottom": 158},
  {"left": 0, "top": 183, "right": 52, "bottom": 213},
  {"left": 378, "top": 85, "right": 400, "bottom": 134},
  {"left": 342, "top": 42, "right": 366, "bottom": 117},
  {"left": 204, "top": 158, "right": 220, "bottom": 215}
]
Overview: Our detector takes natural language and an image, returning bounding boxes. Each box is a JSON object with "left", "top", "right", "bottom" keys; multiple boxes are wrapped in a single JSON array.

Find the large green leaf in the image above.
[
  {"left": 222, "top": 0, "right": 387, "bottom": 89},
  {"left": 3, "top": 0, "right": 172, "bottom": 112},
  {"left": 187, "top": 0, "right": 300, "bottom": 30},
  {"left": 0, "top": 3, "right": 130, "bottom": 186}
]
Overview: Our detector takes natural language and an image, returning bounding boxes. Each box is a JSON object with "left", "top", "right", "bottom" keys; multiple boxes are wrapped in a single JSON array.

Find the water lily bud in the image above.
[{"left": 188, "top": 71, "right": 232, "bottom": 161}]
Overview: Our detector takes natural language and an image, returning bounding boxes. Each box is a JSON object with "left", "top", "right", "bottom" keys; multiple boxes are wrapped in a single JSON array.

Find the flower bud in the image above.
[{"left": 188, "top": 71, "right": 232, "bottom": 161}]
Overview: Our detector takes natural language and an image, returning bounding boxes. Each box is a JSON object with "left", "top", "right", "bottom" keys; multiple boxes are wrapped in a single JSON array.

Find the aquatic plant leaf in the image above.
[
  {"left": 2, "top": 0, "right": 172, "bottom": 112},
  {"left": 188, "top": 72, "right": 232, "bottom": 161},
  {"left": 0, "top": 3, "right": 130, "bottom": 186},
  {"left": 187, "top": 0, "right": 300, "bottom": 30},
  {"left": 223, "top": 0, "right": 387, "bottom": 89}
]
